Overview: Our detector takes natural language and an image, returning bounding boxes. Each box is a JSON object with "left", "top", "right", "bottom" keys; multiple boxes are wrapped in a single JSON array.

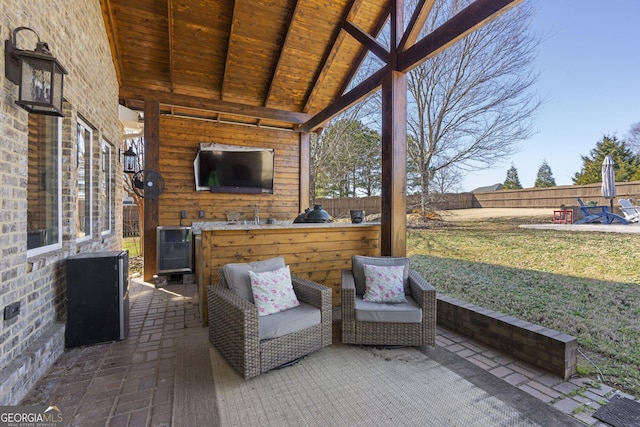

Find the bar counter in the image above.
[{"left": 193, "top": 221, "right": 381, "bottom": 325}]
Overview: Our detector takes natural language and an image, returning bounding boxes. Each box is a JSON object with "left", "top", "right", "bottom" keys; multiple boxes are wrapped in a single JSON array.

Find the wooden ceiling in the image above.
[
  {"left": 100, "top": 0, "right": 390, "bottom": 130},
  {"left": 100, "top": 0, "right": 521, "bottom": 131}
]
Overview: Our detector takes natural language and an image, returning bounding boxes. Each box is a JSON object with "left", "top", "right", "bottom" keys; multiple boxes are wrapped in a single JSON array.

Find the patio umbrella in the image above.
[{"left": 601, "top": 155, "right": 616, "bottom": 210}]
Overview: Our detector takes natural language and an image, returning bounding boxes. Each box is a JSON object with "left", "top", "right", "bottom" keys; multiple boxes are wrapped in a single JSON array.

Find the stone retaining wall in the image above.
[{"left": 437, "top": 295, "right": 578, "bottom": 380}]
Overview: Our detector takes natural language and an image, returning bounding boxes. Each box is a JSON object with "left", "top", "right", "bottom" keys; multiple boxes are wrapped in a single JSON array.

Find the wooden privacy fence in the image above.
[
  {"left": 123, "top": 204, "right": 140, "bottom": 237},
  {"left": 315, "top": 193, "right": 475, "bottom": 217},
  {"left": 473, "top": 181, "right": 640, "bottom": 208},
  {"left": 315, "top": 181, "right": 640, "bottom": 217}
]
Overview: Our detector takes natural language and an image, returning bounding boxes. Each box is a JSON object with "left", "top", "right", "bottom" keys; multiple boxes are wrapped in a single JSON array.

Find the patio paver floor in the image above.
[{"left": 20, "top": 278, "right": 635, "bottom": 426}]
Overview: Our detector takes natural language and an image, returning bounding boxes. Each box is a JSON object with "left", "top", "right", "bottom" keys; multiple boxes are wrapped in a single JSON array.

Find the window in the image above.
[
  {"left": 76, "top": 119, "right": 93, "bottom": 240},
  {"left": 101, "top": 139, "right": 112, "bottom": 235},
  {"left": 27, "top": 114, "right": 62, "bottom": 254}
]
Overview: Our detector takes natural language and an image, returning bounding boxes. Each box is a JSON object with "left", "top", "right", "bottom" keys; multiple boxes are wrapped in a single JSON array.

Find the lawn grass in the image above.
[
  {"left": 407, "top": 216, "right": 640, "bottom": 396},
  {"left": 122, "top": 236, "right": 142, "bottom": 257}
]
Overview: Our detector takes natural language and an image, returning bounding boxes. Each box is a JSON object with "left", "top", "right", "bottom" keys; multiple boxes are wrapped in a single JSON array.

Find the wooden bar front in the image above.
[{"left": 194, "top": 222, "right": 381, "bottom": 325}]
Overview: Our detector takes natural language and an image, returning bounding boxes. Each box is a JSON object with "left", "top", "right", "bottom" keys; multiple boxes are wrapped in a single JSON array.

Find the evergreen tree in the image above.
[
  {"left": 572, "top": 135, "right": 640, "bottom": 185},
  {"left": 534, "top": 160, "right": 556, "bottom": 188},
  {"left": 503, "top": 165, "right": 523, "bottom": 189}
]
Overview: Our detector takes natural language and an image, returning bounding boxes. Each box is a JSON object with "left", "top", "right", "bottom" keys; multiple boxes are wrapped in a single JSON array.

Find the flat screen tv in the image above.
[{"left": 193, "top": 143, "right": 274, "bottom": 194}]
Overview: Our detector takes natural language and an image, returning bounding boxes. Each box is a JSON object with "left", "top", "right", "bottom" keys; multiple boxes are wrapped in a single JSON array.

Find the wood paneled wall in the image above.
[{"left": 157, "top": 116, "right": 302, "bottom": 226}]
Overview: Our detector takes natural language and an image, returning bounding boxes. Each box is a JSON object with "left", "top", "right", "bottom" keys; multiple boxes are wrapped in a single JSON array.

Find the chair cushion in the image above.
[
  {"left": 362, "top": 264, "right": 407, "bottom": 303},
  {"left": 259, "top": 302, "right": 321, "bottom": 340},
  {"left": 354, "top": 294, "right": 422, "bottom": 323},
  {"left": 352, "top": 256, "right": 410, "bottom": 296},
  {"left": 222, "top": 256, "right": 286, "bottom": 302},
  {"left": 249, "top": 265, "right": 300, "bottom": 316}
]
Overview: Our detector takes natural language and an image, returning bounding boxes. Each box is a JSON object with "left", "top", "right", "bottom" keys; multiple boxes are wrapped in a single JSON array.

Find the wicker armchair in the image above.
[
  {"left": 342, "top": 256, "right": 436, "bottom": 347},
  {"left": 208, "top": 257, "right": 332, "bottom": 379}
]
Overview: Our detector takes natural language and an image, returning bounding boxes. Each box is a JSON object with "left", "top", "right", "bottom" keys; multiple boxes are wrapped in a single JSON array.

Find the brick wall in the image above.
[
  {"left": 0, "top": 0, "right": 122, "bottom": 404},
  {"left": 437, "top": 295, "right": 578, "bottom": 380}
]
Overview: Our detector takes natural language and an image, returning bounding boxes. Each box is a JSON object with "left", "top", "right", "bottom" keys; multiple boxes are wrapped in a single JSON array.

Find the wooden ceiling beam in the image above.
[
  {"left": 264, "top": 0, "right": 301, "bottom": 108},
  {"left": 336, "top": 3, "right": 390, "bottom": 98},
  {"left": 343, "top": 20, "right": 389, "bottom": 63},
  {"left": 119, "top": 86, "right": 312, "bottom": 124},
  {"left": 300, "top": 64, "right": 389, "bottom": 132},
  {"left": 302, "top": 0, "right": 360, "bottom": 113},
  {"left": 220, "top": 0, "right": 238, "bottom": 101},
  {"left": 398, "top": 0, "right": 522, "bottom": 72},
  {"left": 397, "top": 0, "right": 436, "bottom": 53}
]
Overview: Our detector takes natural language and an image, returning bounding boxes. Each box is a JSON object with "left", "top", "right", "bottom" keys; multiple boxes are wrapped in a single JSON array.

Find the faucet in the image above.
[{"left": 253, "top": 204, "right": 259, "bottom": 224}]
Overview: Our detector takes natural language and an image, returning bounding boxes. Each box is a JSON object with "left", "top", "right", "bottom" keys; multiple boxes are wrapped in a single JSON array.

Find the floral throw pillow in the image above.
[
  {"left": 249, "top": 265, "right": 300, "bottom": 316},
  {"left": 363, "top": 264, "right": 407, "bottom": 303}
]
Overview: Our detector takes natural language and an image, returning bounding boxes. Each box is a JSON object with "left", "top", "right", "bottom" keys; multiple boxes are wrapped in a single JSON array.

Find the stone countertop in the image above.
[{"left": 191, "top": 220, "right": 380, "bottom": 234}]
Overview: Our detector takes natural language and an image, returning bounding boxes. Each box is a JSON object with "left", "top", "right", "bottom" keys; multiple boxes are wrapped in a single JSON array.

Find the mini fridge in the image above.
[
  {"left": 157, "top": 226, "right": 193, "bottom": 274},
  {"left": 65, "top": 251, "right": 129, "bottom": 348}
]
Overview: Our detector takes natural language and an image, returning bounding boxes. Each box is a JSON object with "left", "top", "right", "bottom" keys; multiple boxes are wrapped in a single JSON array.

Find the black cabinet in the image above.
[{"left": 65, "top": 251, "right": 129, "bottom": 348}]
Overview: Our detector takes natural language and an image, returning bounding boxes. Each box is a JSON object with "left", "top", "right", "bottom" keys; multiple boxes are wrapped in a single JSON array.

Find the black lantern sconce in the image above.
[
  {"left": 5, "top": 27, "right": 67, "bottom": 116},
  {"left": 122, "top": 146, "right": 138, "bottom": 174}
]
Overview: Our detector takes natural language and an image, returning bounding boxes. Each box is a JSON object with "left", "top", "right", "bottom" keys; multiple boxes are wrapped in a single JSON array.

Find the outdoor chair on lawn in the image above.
[
  {"left": 576, "top": 197, "right": 628, "bottom": 224},
  {"left": 341, "top": 255, "right": 436, "bottom": 347},
  {"left": 208, "top": 256, "right": 332, "bottom": 379},
  {"left": 618, "top": 199, "right": 640, "bottom": 223}
]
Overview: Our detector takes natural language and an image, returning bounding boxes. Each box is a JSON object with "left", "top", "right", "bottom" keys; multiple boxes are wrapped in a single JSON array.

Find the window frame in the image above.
[
  {"left": 100, "top": 138, "right": 113, "bottom": 236},
  {"left": 76, "top": 118, "right": 93, "bottom": 242},
  {"left": 27, "top": 116, "right": 63, "bottom": 257}
]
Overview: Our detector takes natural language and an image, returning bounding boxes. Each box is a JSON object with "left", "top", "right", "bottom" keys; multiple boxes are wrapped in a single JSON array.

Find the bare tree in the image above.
[
  {"left": 430, "top": 165, "right": 464, "bottom": 194},
  {"left": 626, "top": 121, "right": 640, "bottom": 154},
  {"left": 406, "top": 0, "right": 541, "bottom": 212}
]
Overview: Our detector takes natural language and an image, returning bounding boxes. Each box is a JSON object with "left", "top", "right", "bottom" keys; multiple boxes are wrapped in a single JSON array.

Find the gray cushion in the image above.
[
  {"left": 259, "top": 302, "right": 321, "bottom": 340},
  {"left": 354, "top": 295, "right": 422, "bottom": 323},
  {"left": 222, "top": 256, "right": 286, "bottom": 302},
  {"left": 352, "top": 256, "right": 410, "bottom": 295}
]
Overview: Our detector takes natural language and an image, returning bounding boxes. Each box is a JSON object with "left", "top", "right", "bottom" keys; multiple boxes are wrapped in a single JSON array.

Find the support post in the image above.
[
  {"left": 380, "top": 71, "right": 407, "bottom": 257},
  {"left": 299, "top": 132, "right": 310, "bottom": 210},
  {"left": 143, "top": 99, "right": 160, "bottom": 282},
  {"left": 381, "top": 0, "right": 407, "bottom": 257}
]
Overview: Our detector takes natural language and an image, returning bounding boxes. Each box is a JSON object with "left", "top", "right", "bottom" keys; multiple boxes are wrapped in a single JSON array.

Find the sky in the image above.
[{"left": 460, "top": 0, "right": 640, "bottom": 192}]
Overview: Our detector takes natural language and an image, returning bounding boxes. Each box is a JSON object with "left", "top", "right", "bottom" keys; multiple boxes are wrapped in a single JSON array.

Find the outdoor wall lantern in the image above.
[
  {"left": 5, "top": 26, "right": 67, "bottom": 116},
  {"left": 122, "top": 146, "right": 138, "bottom": 174}
]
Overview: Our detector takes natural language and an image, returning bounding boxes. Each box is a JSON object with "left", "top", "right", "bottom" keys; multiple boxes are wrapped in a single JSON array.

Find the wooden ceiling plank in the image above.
[
  {"left": 220, "top": 0, "right": 238, "bottom": 101},
  {"left": 119, "top": 86, "right": 312, "bottom": 124},
  {"left": 397, "top": 0, "right": 436, "bottom": 53},
  {"left": 264, "top": 0, "right": 301, "bottom": 108},
  {"left": 300, "top": 64, "right": 389, "bottom": 133},
  {"left": 343, "top": 20, "right": 389, "bottom": 63},
  {"left": 398, "top": 0, "right": 523, "bottom": 72},
  {"left": 100, "top": 0, "right": 124, "bottom": 87},
  {"left": 302, "top": 0, "right": 364, "bottom": 113}
]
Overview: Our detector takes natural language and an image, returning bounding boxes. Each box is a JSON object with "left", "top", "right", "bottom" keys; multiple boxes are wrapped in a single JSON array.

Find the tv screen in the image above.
[{"left": 193, "top": 143, "right": 274, "bottom": 194}]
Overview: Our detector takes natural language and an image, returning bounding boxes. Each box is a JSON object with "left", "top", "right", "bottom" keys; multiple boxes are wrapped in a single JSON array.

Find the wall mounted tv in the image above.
[{"left": 193, "top": 143, "right": 275, "bottom": 194}]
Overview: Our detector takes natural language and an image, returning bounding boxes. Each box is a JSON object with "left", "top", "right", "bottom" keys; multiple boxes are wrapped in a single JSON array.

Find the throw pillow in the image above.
[
  {"left": 249, "top": 265, "right": 300, "bottom": 316},
  {"left": 362, "top": 264, "right": 407, "bottom": 303},
  {"left": 222, "top": 256, "right": 286, "bottom": 302},
  {"left": 352, "top": 256, "right": 410, "bottom": 296}
]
